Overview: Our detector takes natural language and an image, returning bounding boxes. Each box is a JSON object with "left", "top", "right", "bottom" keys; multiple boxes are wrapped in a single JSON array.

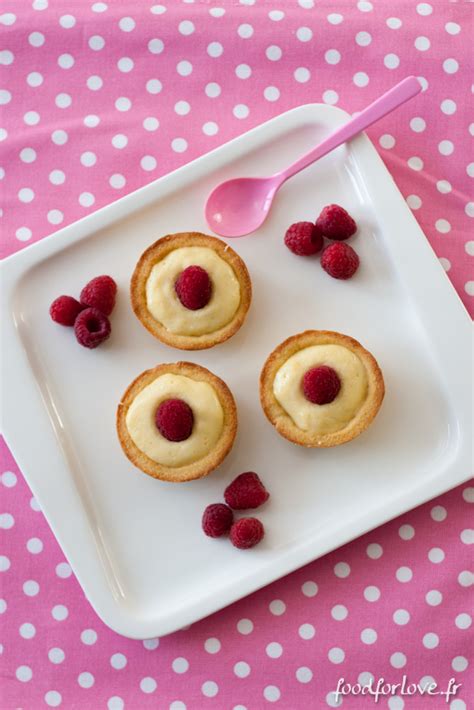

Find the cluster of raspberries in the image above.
[
  {"left": 202, "top": 472, "right": 269, "bottom": 549},
  {"left": 49, "top": 275, "right": 117, "bottom": 348},
  {"left": 284, "top": 203, "right": 360, "bottom": 280}
]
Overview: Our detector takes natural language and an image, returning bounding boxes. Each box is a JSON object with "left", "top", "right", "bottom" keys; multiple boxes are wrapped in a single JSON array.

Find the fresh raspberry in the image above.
[
  {"left": 49, "top": 295, "right": 84, "bottom": 326},
  {"left": 202, "top": 503, "right": 234, "bottom": 538},
  {"left": 321, "top": 242, "right": 359, "bottom": 279},
  {"left": 303, "top": 366, "right": 341, "bottom": 405},
  {"left": 230, "top": 517, "right": 264, "bottom": 549},
  {"left": 315, "top": 204, "right": 357, "bottom": 241},
  {"left": 80, "top": 275, "right": 117, "bottom": 316},
  {"left": 224, "top": 472, "right": 270, "bottom": 510},
  {"left": 74, "top": 307, "right": 111, "bottom": 349},
  {"left": 155, "top": 398, "right": 194, "bottom": 442},
  {"left": 175, "top": 265, "right": 212, "bottom": 310},
  {"left": 284, "top": 221, "right": 324, "bottom": 256}
]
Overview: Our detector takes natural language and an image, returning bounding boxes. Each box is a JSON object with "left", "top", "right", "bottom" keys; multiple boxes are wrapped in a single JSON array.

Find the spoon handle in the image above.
[{"left": 278, "top": 76, "right": 421, "bottom": 183}]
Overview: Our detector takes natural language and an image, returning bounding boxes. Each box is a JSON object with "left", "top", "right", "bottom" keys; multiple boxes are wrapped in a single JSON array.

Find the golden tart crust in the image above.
[
  {"left": 131, "top": 232, "right": 252, "bottom": 350},
  {"left": 117, "top": 362, "right": 237, "bottom": 482},
  {"left": 260, "top": 330, "right": 385, "bottom": 448}
]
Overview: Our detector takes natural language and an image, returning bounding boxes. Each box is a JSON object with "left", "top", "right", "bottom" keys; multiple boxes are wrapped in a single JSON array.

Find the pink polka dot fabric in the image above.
[{"left": 0, "top": 2, "right": 472, "bottom": 709}]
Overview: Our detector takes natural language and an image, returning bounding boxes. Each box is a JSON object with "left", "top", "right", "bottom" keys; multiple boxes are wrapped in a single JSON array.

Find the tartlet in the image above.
[
  {"left": 117, "top": 362, "right": 237, "bottom": 482},
  {"left": 260, "top": 330, "right": 384, "bottom": 448},
  {"left": 131, "top": 232, "right": 252, "bottom": 350}
]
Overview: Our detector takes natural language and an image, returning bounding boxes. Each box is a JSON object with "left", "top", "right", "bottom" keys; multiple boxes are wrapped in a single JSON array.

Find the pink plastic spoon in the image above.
[{"left": 205, "top": 76, "right": 421, "bottom": 237}]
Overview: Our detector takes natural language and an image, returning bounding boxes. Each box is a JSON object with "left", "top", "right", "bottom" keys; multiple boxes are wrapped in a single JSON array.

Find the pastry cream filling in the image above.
[
  {"left": 145, "top": 247, "right": 241, "bottom": 336},
  {"left": 273, "top": 345, "right": 368, "bottom": 435},
  {"left": 126, "top": 373, "right": 224, "bottom": 467}
]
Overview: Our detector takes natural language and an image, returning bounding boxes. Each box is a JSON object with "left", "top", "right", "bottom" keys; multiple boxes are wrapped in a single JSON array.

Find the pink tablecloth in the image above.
[{"left": 1, "top": 2, "right": 472, "bottom": 709}]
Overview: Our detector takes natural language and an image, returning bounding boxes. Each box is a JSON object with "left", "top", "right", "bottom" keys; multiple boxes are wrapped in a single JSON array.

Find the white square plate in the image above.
[{"left": 1, "top": 105, "right": 471, "bottom": 639}]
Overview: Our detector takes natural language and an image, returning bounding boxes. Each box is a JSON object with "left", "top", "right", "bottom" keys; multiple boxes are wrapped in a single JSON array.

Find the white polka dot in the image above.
[
  {"left": 205, "top": 82, "right": 221, "bottom": 98},
  {"left": 328, "top": 13, "right": 344, "bottom": 24},
  {"left": 237, "top": 618, "right": 253, "bottom": 634},
  {"left": 387, "top": 17, "right": 402, "bottom": 29},
  {"left": 146, "top": 79, "right": 162, "bottom": 95},
  {"left": 266, "top": 642, "right": 283, "bottom": 658},
  {"left": 408, "top": 156, "right": 424, "bottom": 171},
  {"left": 233, "top": 661, "right": 251, "bottom": 678},
  {"left": 177, "top": 60, "right": 192, "bottom": 76},
  {"left": 294, "top": 67, "right": 311, "bottom": 83},
  {"left": 407, "top": 195, "right": 422, "bottom": 210},
  {"left": 463, "top": 488, "right": 474, "bottom": 503},
  {"left": 328, "top": 647, "right": 345, "bottom": 664},
  {"left": 326, "top": 691, "right": 343, "bottom": 707},
  {"left": 325, "top": 49, "right": 341, "bottom": 65},
  {"left": 263, "top": 686, "right": 280, "bottom": 702},
  {"left": 111, "top": 653, "right": 127, "bottom": 669},
  {"left": 202, "top": 122, "right": 218, "bottom": 136},
  {"left": 27, "top": 72, "right": 43, "bottom": 87},
  {"left": 142, "top": 118, "right": 159, "bottom": 134},
  {"left": 430, "top": 505, "right": 447, "bottom": 521},
  {"left": 20, "top": 622, "right": 36, "bottom": 639},
  {"left": 299, "top": 623, "right": 315, "bottom": 639},
  {"left": 179, "top": 20, "right": 194, "bottom": 35},
  {"left": 236, "top": 63, "right": 252, "bottom": 79},
  {"left": 445, "top": 22, "right": 461, "bottom": 35},
  {"left": 0, "top": 513, "right": 14, "bottom": 528},
  {"left": 80, "top": 151, "right": 96, "bottom": 167},
  {"left": 143, "top": 638, "right": 159, "bottom": 650},
  {"left": 59, "top": 14, "right": 76, "bottom": 28},
  {"left": 169, "top": 703, "right": 186, "bottom": 710},
  {"left": 148, "top": 39, "right": 164, "bottom": 57},
  {"left": 353, "top": 72, "right": 369, "bottom": 87},
  {"left": 296, "top": 27, "right": 313, "bottom": 42},
  {"left": 358, "top": 1, "right": 373, "bottom": 10},
  {"left": 465, "top": 242, "right": 474, "bottom": 256},
  {"left": 57, "top": 54, "right": 74, "bottom": 70},
  {"left": 2, "top": 471, "right": 17, "bottom": 487},
  {"left": 334, "top": 562, "right": 350, "bottom": 578},
  {"left": 455, "top": 613, "right": 472, "bottom": 629},
  {"left": 55, "top": 93, "right": 72, "bottom": 109},
  {"left": 24, "top": 111, "right": 40, "bottom": 125},
  {"left": 141, "top": 155, "right": 158, "bottom": 171},
  {"left": 396, "top": 566, "right": 413, "bottom": 582},
  {"left": 410, "top": 117, "right": 426, "bottom": 133},
  {"left": 452, "top": 656, "right": 468, "bottom": 672},
  {"left": 44, "top": 691, "right": 62, "bottom": 707},
  {"left": 264, "top": 86, "right": 280, "bottom": 102},
  {"left": 269, "top": 599, "right": 286, "bottom": 615},
  {"left": 92, "top": 2, "right": 108, "bottom": 11},
  {"left": 465, "top": 203, "right": 474, "bottom": 217},
  {"left": 27, "top": 537, "right": 43, "bottom": 553},
  {"left": 0, "top": 13, "right": 16, "bottom": 25},
  {"left": 52, "top": 604, "right": 68, "bottom": 620},
  {"left": 301, "top": 581, "right": 318, "bottom": 597},
  {"left": 78, "top": 672, "right": 94, "bottom": 688},
  {"left": 119, "top": 16, "right": 135, "bottom": 32},
  {"left": 204, "top": 637, "right": 221, "bottom": 654},
  {"left": 269, "top": 10, "right": 285, "bottom": 21},
  {"left": 232, "top": 103, "right": 250, "bottom": 120},
  {"left": 388, "top": 699, "right": 404, "bottom": 710},
  {"left": 468, "top": 164, "right": 474, "bottom": 178},
  {"left": 18, "top": 188, "right": 35, "bottom": 203},
  {"left": 417, "top": 2, "right": 433, "bottom": 14},
  {"left": 322, "top": 90, "right": 338, "bottom": 105},
  {"left": 443, "top": 58, "right": 459, "bottom": 74},
  {"left": 356, "top": 31, "right": 372, "bottom": 46},
  {"left": 384, "top": 54, "right": 400, "bottom": 69},
  {"left": 111, "top": 134, "right": 128, "bottom": 149},
  {"left": 439, "top": 258, "right": 451, "bottom": 271},
  {"left": 417, "top": 76, "right": 429, "bottom": 92},
  {"left": 33, "top": 0, "right": 49, "bottom": 8},
  {"left": 379, "top": 134, "right": 396, "bottom": 149},
  {"left": 51, "top": 129, "right": 69, "bottom": 145},
  {"left": 150, "top": 4, "right": 166, "bottom": 14},
  {"left": 89, "top": 35, "right": 105, "bottom": 50},
  {"left": 296, "top": 666, "right": 313, "bottom": 683},
  {"left": 110, "top": 174, "right": 126, "bottom": 189},
  {"left": 81, "top": 629, "right": 97, "bottom": 645},
  {"left": 0, "top": 129, "right": 7, "bottom": 141},
  {"left": 331, "top": 604, "right": 348, "bottom": 620},
  {"left": 115, "top": 97, "right": 131, "bottom": 112},
  {"left": 207, "top": 42, "right": 223, "bottom": 57},
  {"left": 266, "top": 45, "right": 282, "bottom": 61},
  {"left": 423, "top": 632, "right": 439, "bottom": 649},
  {"left": 117, "top": 57, "right": 134, "bottom": 74},
  {"left": 399, "top": 524, "right": 415, "bottom": 540},
  {"left": 172, "top": 657, "right": 189, "bottom": 674},
  {"left": 393, "top": 609, "right": 410, "bottom": 625},
  {"left": 426, "top": 589, "right": 443, "bottom": 606},
  {"left": 463, "top": 283, "right": 474, "bottom": 296},
  {"left": 437, "top": 179, "right": 452, "bottom": 193},
  {"left": 48, "top": 648, "right": 65, "bottom": 664},
  {"left": 79, "top": 192, "right": 95, "bottom": 207},
  {"left": 298, "top": 0, "right": 314, "bottom": 7},
  {"left": 23, "top": 580, "right": 39, "bottom": 596},
  {"left": 435, "top": 219, "right": 451, "bottom": 234},
  {"left": 237, "top": 24, "right": 253, "bottom": 41},
  {"left": 87, "top": 75, "right": 103, "bottom": 91},
  {"left": 16, "top": 665, "right": 33, "bottom": 682},
  {"left": 364, "top": 585, "right": 381, "bottom": 602},
  {"left": 0, "top": 599, "right": 5, "bottom": 613},
  {"left": 361, "top": 628, "right": 377, "bottom": 644},
  {"left": 107, "top": 699, "right": 124, "bottom": 710},
  {"left": 84, "top": 114, "right": 100, "bottom": 127},
  {"left": 30, "top": 497, "right": 41, "bottom": 510},
  {"left": 201, "top": 681, "right": 218, "bottom": 698},
  {"left": 55, "top": 562, "right": 71, "bottom": 578},
  {"left": 367, "top": 543, "right": 383, "bottom": 559},
  {"left": 29, "top": 31, "right": 45, "bottom": 47},
  {"left": 16, "top": 227, "right": 32, "bottom": 241},
  {"left": 450, "top": 701, "right": 467, "bottom": 710},
  {"left": 441, "top": 99, "right": 457, "bottom": 115},
  {"left": 390, "top": 652, "right": 407, "bottom": 668},
  {"left": 415, "top": 36, "right": 430, "bottom": 51}
]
